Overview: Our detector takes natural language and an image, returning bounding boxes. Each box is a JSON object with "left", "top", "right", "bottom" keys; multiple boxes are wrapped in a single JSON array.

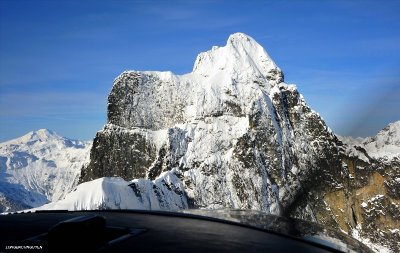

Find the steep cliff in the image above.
[
  {"left": 77, "top": 33, "right": 398, "bottom": 252},
  {"left": 81, "top": 33, "right": 341, "bottom": 215},
  {"left": 289, "top": 122, "right": 400, "bottom": 252}
]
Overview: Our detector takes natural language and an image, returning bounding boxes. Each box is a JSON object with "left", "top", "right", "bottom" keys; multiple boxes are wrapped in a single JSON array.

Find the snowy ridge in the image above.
[
  {"left": 35, "top": 169, "right": 187, "bottom": 211},
  {"left": 0, "top": 129, "right": 91, "bottom": 212},
  {"left": 363, "top": 121, "right": 400, "bottom": 160},
  {"left": 193, "top": 33, "right": 283, "bottom": 85},
  {"left": 338, "top": 135, "right": 371, "bottom": 163},
  {"left": 107, "top": 33, "right": 283, "bottom": 131},
  {"left": 339, "top": 121, "right": 400, "bottom": 161}
]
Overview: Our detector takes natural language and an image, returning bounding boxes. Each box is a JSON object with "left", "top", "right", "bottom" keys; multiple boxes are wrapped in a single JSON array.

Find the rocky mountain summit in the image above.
[
  {"left": 40, "top": 33, "right": 397, "bottom": 252},
  {"left": 80, "top": 33, "right": 341, "bottom": 215}
]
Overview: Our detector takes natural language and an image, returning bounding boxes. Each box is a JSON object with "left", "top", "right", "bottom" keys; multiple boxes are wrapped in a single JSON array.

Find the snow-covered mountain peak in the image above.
[
  {"left": 192, "top": 32, "right": 283, "bottom": 85},
  {"left": 0, "top": 131, "right": 92, "bottom": 212},
  {"left": 3, "top": 129, "right": 89, "bottom": 151},
  {"left": 371, "top": 120, "right": 400, "bottom": 145},
  {"left": 85, "top": 32, "right": 341, "bottom": 214},
  {"left": 6, "top": 129, "right": 60, "bottom": 145},
  {"left": 363, "top": 120, "right": 400, "bottom": 160},
  {"left": 107, "top": 33, "right": 288, "bottom": 131},
  {"left": 339, "top": 121, "right": 400, "bottom": 161},
  {"left": 23, "top": 129, "right": 59, "bottom": 143}
]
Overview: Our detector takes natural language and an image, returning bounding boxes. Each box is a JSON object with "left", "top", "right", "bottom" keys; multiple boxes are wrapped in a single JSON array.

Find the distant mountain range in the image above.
[
  {"left": 339, "top": 121, "right": 400, "bottom": 161},
  {"left": 0, "top": 129, "right": 91, "bottom": 212},
  {"left": 1, "top": 33, "right": 398, "bottom": 252}
]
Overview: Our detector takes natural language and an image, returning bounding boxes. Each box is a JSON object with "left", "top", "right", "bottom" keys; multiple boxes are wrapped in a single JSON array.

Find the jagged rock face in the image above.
[
  {"left": 80, "top": 125, "right": 157, "bottom": 180},
  {"left": 72, "top": 33, "right": 400, "bottom": 251},
  {"left": 340, "top": 131, "right": 400, "bottom": 252},
  {"left": 289, "top": 124, "right": 400, "bottom": 252},
  {"left": 81, "top": 33, "right": 341, "bottom": 215}
]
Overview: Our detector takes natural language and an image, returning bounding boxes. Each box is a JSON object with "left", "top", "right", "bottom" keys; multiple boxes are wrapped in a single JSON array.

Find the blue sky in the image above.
[{"left": 0, "top": 0, "right": 399, "bottom": 141}]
